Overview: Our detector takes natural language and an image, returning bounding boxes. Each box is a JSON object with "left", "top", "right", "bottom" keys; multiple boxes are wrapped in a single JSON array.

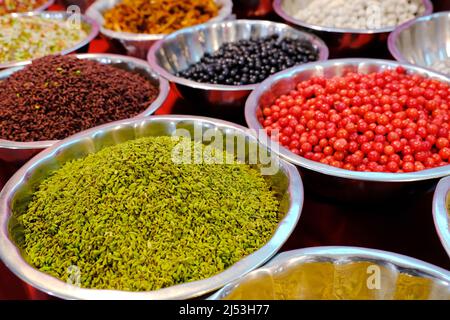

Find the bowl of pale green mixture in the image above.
[
  {"left": 0, "top": 115, "right": 303, "bottom": 300},
  {"left": 0, "top": 11, "right": 99, "bottom": 69}
]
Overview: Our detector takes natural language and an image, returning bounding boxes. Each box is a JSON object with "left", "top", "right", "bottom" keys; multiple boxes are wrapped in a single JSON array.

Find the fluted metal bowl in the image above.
[
  {"left": 389, "top": 11, "right": 450, "bottom": 75},
  {"left": 245, "top": 58, "right": 450, "bottom": 202},
  {"left": 0, "top": 53, "right": 170, "bottom": 185},
  {"left": 209, "top": 247, "right": 450, "bottom": 300},
  {"left": 148, "top": 20, "right": 328, "bottom": 115},
  {"left": 86, "top": 0, "right": 233, "bottom": 59},
  {"left": 433, "top": 176, "right": 450, "bottom": 258},
  {"left": 0, "top": 11, "right": 99, "bottom": 69},
  {"left": 0, "top": 115, "right": 303, "bottom": 300},
  {"left": 273, "top": 0, "right": 433, "bottom": 58}
]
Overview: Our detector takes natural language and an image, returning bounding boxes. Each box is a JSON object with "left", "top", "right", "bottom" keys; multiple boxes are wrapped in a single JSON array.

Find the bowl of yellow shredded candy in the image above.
[{"left": 86, "top": 0, "right": 233, "bottom": 58}]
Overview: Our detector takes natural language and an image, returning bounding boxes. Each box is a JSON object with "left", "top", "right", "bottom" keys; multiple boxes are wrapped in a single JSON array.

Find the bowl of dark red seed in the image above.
[
  {"left": 0, "top": 53, "right": 169, "bottom": 177},
  {"left": 246, "top": 59, "right": 450, "bottom": 203},
  {"left": 0, "top": 11, "right": 99, "bottom": 69},
  {"left": 273, "top": 0, "right": 433, "bottom": 58},
  {"left": 148, "top": 19, "right": 328, "bottom": 117}
]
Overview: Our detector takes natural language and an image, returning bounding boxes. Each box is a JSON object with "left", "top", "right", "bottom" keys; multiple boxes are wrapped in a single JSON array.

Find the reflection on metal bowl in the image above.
[
  {"left": 56, "top": 0, "right": 95, "bottom": 13},
  {"left": 148, "top": 19, "right": 328, "bottom": 120},
  {"left": 245, "top": 58, "right": 450, "bottom": 203},
  {"left": 0, "top": 53, "right": 169, "bottom": 186},
  {"left": 209, "top": 247, "right": 450, "bottom": 300},
  {"left": 86, "top": 0, "right": 233, "bottom": 59},
  {"left": 233, "top": 0, "right": 273, "bottom": 19},
  {"left": 273, "top": 0, "right": 433, "bottom": 58},
  {"left": 0, "top": 115, "right": 303, "bottom": 299},
  {"left": 433, "top": 176, "right": 450, "bottom": 258}
]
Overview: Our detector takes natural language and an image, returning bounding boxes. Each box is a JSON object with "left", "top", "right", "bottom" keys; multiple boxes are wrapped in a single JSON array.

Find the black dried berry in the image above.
[{"left": 177, "top": 35, "right": 319, "bottom": 86}]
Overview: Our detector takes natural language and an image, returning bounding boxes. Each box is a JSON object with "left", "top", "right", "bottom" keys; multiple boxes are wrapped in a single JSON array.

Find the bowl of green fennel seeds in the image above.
[{"left": 0, "top": 115, "right": 303, "bottom": 299}]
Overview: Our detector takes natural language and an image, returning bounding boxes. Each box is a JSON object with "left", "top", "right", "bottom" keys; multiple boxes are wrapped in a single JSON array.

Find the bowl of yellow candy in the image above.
[{"left": 209, "top": 246, "right": 450, "bottom": 300}]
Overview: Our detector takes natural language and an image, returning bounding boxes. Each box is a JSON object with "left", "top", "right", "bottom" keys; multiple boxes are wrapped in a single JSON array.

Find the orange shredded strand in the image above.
[{"left": 103, "top": 0, "right": 219, "bottom": 34}]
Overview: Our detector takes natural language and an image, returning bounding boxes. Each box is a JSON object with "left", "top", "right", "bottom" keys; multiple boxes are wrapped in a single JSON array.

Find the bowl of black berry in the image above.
[{"left": 148, "top": 20, "right": 328, "bottom": 117}]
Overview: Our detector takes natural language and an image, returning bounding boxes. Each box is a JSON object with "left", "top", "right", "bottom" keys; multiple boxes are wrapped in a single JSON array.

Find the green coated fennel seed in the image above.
[{"left": 18, "top": 136, "right": 281, "bottom": 291}]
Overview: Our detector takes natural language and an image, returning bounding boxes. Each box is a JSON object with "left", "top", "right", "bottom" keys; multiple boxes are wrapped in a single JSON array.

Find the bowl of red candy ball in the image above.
[{"left": 245, "top": 59, "right": 450, "bottom": 202}]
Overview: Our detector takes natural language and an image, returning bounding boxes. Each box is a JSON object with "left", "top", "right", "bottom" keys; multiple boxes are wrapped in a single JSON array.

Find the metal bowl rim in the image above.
[
  {"left": 208, "top": 245, "right": 450, "bottom": 299},
  {"left": 388, "top": 11, "right": 450, "bottom": 67},
  {"left": 34, "top": 0, "right": 55, "bottom": 12},
  {"left": 0, "top": 114, "right": 304, "bottom": 300},
  {"left": 432, "top": 176, "right": 450, "bottom": 258},
  {"left": 245, "top": 58, "right": 450, "bottom": 182},
  {"left": 0, "top": 11, "right": 100, "bottom": 69},
  {"left": 272, "top": 0, "right": 433, "bottom": 34},
  {"left": 147, "top": 19, "right": 329, "bottom": 91},
  {"left": 0, "top": 53, "right": 170, "bottom": 150},
  {"left": 86, "top": 0, "right": 233, "bottom": 42}
]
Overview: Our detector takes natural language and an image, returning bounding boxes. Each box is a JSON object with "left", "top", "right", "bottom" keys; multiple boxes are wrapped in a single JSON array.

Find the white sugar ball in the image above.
[{"left": 292, "top": 0, "right": 424, "bottom": 29}]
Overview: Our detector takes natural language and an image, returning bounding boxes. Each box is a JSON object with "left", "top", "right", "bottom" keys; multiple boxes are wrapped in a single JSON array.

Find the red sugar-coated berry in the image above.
[
  {"left": 263, "top": 107, "right": 272, "bottom": 117},
  {"left": 436, "top": 137, "right": 449, "bottom": 149},
  {"left": 260, "top": 68, "right": 450, "bottom": 173},
  {"left": 384, "top": 145, "right": 395, "bottom": 156},
  {"left": 440, "top": 147, "right": 450, "bottom": 160},
  {"left": 386, "top": 161, "right": 399, "bottom": 172},
  {"left": 403, "top": 161, "right": 415, "bottom": 172},
  {"left": 282, "top": 126, "right": 294, "bottom": 136},
  {"left": 301, "top": 142, "right": 312, "bottom": 153},
  {"left": 368, "top": 151, "right": 380, "bottom": 162},
  {"left": 279, "top": 135, "right": 290, "bottom": 146}
]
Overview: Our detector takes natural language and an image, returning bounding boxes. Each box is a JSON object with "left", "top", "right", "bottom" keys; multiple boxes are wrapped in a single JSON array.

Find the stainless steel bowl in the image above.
[
  {"left": 86, "top": 0, "right": 233, "bottom": 59},
  {"left": 148, "top": 20, "right": 328, "bottom": 116},
  {"left": 389, "top": 11, "right": 450, "bottom": 75},
  {"left": 245, "top": 58, "right": 450, "bottom": 203},
  {"left": 0, "top": 11, "right": 99, "bottom": 69},
  {"left": 0, "top": 53, "right": 170, "bottom": 185},
  {"left": 209, "top": 246, "right": 450, "bottom": 300},
  {"left": 273, "top": 0, "right": 433, "bottom": 58},
  {"left": 433, "top": 176, "right": 450, "bottom": 258},
  {"left": 0, "top": 115, "right": 303, "bottom": 300}
]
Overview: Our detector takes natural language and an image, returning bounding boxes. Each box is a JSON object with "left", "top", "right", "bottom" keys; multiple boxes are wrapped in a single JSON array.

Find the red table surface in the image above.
[{"left": 1, "top": 2, "right": 450, "bottom": 300}]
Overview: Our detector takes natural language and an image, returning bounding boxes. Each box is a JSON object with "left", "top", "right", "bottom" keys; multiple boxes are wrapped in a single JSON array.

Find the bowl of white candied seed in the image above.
[{"left": 273, "top": 0, "right": 433, "bottom": 57}]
